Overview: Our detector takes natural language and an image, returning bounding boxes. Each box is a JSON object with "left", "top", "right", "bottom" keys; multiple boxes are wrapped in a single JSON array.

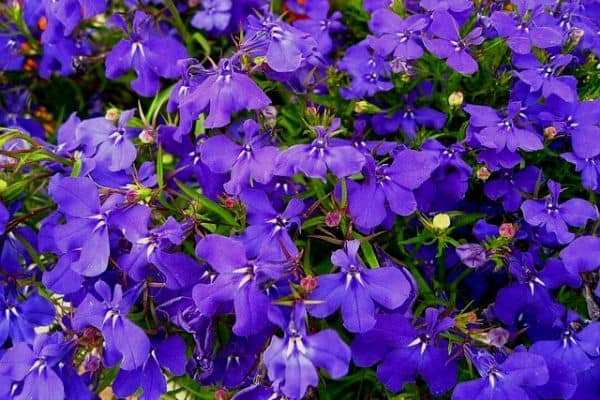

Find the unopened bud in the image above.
[
  {"left": 301, "top": 275, "right": 318, "bottom": 292},
  {"left": 138, "top": 128, "right": 155, "bottom": 144},
  {"left": 325, "top": 211, "right": 342, "bottom": 227},
  {"left": 214, "top": 389, "right": 228, "bottom": 400},
  {"left": 306, "top": 105, "right": 318, "bottom": 116},
  {"left": 487, "top": 327, "right": 510, "bottom": 347},
  {"left": 261, "top": 105, "right": 277, "bottom": 129},
  {"left": 0, "top": 179, "right": 7, "bottom": 193},
  {"left": 432, "top": 213, "right": 451, "bottom": 230},
  {"left": 476, "top": 166, "right": 491, "bottom": 181},
  {"left": 353, "top": 101, "right": 381, "bottom": 114},
  {"left": 105, "top": 108, "right": 120, "bottom": 122},
  {"left": 544, "top": 126, "right": 558, "bottom": 140},
  {"left": 568, "top": 27, "right": 585, "bottom": 46},
  {"left": 499, "top": 223, "right": 516, "bottom": 239},
  {"left": 222, "top": 196, "right": 236, "bottom": 209},
  {"left": 161, "top": 153, "right": 174, "bottom": 165},
  {"left": 448, "top": 91, "right": 464, "bottom": 107},
  {"left": 125, "top": 190, "right": 138, "bottom": 203}
]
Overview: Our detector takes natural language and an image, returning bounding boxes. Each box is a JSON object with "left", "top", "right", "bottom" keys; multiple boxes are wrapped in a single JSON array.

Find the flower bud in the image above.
[
  {"left": 448, "top": 91, "right": 464, "bottom": 108},
  {"left": 0, "top": 179, "right": 7, "bottom": 193},
  {"left": 306, "top": 105, "right": 318, "bottom": 116},
  {"left": 82, "top": 354, "right": 102, "bottom": 373},
  {"left": 301, "top": 275, "right": 318, "bottom": 292},
  {"left": 214, "top": 389, "right": 228, "bottom": 400},
  {"left": 105, "top": 108, "right": 120, "bottom": 122},
  {"left": 476, "top": 166, "right": 491, "bottom": 181},
  {"left": 487, "top": 327, "right": 510, "bottom": 347},
  {"left": 261, "top": 105, "right": 277, "bottom": 129},
  {"left": 138, "top": 128, "right": 155, "bottom": 144},
  {"left": 222, "top": 196, "right": 236, "bottom": 209},
  {"left": 354, "top": 101, "right": 381, "bottom": 114},
  {"left": 432, "top": 213, "right": 451, "bottom": 230},
  {"left": 499, "top": 223, "right": 516, "bottom": 239},
  {"left": 161, "top": 153, "right": 174, "bottom": 165},
  {"left": 568, "top": 27, "right": 585, "bottom": 47},
  {"left": 325, "top": 210, "right": 342, "bottom": 227},
  {"left": 456, "top": 243, "right": 487, "bottom": 268},
  {"left": 544, "top": 126, "right": 558, "bottom": 140}
]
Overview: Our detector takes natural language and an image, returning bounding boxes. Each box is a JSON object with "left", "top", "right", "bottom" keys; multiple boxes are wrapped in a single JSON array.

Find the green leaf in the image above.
[{"left": 174, "top": 180, "right": 238, "bottom": 226}]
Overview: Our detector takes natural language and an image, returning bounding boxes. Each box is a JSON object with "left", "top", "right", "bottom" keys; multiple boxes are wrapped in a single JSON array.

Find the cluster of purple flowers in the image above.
[{"left": 2, "top": 0, "right": 600, "bottom": 399}]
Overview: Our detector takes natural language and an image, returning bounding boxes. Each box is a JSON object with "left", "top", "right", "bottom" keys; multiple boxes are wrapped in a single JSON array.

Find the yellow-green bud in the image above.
[{"left": 432, "top": 213, "right": 451, "bottom": 230}]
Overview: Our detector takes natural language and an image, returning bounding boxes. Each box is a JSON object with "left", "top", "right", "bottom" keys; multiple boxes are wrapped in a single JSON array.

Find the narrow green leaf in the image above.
[{"left": 174, "top": 180, "right": 238, "bottom": 226}]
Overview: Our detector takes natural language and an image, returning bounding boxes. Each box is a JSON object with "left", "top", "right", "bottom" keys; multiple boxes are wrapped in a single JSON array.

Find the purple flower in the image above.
[
  {"left": 423, "top": 11, "right": 483, "bottom": 75},
  {"left": 244, "top": 12, "right": 320, "bottom": 73},
  {"left": 541, "top": 97, "right": 600, "bottom": 159},
  {"left": 177, "top": 58, "right": 271, "bottom": 132},
  {"left": 263, "top": 305, "right": 351, "bottom": 399},
  {"left": 561, "top": 152, "right": 600, "bottom": 192},
  {"left": 192, "top": 234, "right": 291, "bottom": 336},
  {"left": 353, "top": 309, "right": 458, "bottom": 395},
  {"left": 338, "top": 40, "right": 393, "bottom": 99},
  {"left": 464, "top": 102, "right": 543, "bottom": 152},
  {"left": 308, "top": 240, "right": 412, "bottom": 332},
  {"left": 239, "top": 189, "right": 303, "bottom": 258},
  {"left": 559, "top": 236, "right": 600, "bottom": 285},
  {"left": 513, "top": 54, "right": 577, "bottom": 103},
  {"left": 490, "top": 5, "right": 564, "bottom": 54},
  {"left": 484, "top": 166, "right": 541, "bottom": 212},
  {"left": 452, "top": 347, "right": 549, "bottom": 400},
  {"left": 200, "top": 120, "right": 279, "bottom": 195},
  {"left": 276, "top": 118, "right": 366, "bottom": 179},
  {"left": 112, "top": 335, "right": 187, "bottom": 400},
  {"left": 191, "top": 0, "right": 232, "bottom": 32},
  {"left": 368, "top": 10, "right": 428, "bottom": 60},
  {"left": 347, "top": 150, "right": 438, "bottom": 230},
  {"left": 73, "top": 281, "right": 150, "bottom": 370},
  {"left": 119, "top": 212, "right": 203, "bottom": 289},
  {"left": 42, "top": 0, "right": 106, "bottom": 43},
  {"left": 105, "top": 11, "right": 188, "bottom": 96},
  {"left": 293, "top": 0, "right": 343, "bottom": 55},
  {"left": 76, "top": 109, "right": 138, "bottom": 172},
  {"left": 521, "top": 180, "right": 598, "bottom": 244},
  {"left": 531, "top": 321, "right": 600, "bottom": 374},
  {"left": 0, "top": 332, "right": 91, "bottom": 400},
  {"left": 0, "top": 286, "right": 55, "bottom": 345}
]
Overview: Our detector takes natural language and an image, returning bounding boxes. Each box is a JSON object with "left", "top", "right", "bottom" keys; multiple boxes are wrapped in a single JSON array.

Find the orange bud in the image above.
[{"left": 38, "top": 16, "right": 47, "bottom": 31}]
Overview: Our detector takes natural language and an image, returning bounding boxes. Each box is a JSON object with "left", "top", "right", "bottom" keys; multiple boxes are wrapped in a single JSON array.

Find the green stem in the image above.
[{"left": 163, "top": 0, "right": 191, "bottom": 45}]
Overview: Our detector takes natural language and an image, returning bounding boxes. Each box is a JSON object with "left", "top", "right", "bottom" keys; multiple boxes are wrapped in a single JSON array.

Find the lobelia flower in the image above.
[
  {"left": 423, "top": 11, "right": 483, "bottom": 75},
  {"left": 338, "top": 40, "right": 393, "bottom": 99},
  {"left": 308, "top": 240, "right": 412, "bottom": 333},
  {"left": 244, "top": 11, "right": 321, "bottom": 73},
  {"left": 530, "top": 319, "right": 600, "bottom": 374},
  {"left": 0, "top": 286, "right": 55, "bottom": 345},
  {"left": 455, "top": 243, "right": 488, "bottom": 268},
  {"left": 452, "top": 346, "right": 549, "bottom": 400},
  {"left": 0, "top": 332, "right": 91, "bottom": 400},
  {"left": 191, "top": 0, "right": 232, "bottom": 32},
  {"left": 484, "top": 166, "right": 541, "bottom": 212},
  {"left": 176, "top": 57, "right": 271, "bottom": 132},
  {"left": 540, "top": 96, "right": 600, "bottom": 159},
  {"left": 240, "top": 189, "right": 304, "bottom": 258},
  {"left": 371, "top": 82, "right": 447, "bottom": 138},
  {"left": 276, "top": 118, "right": 366, "bottom": 180},
  {"left": 415, "top": 140, "right": 473, "bottom": 212},
  {"left": 263, "top": 304, "right": 351, "bottom": 399},
  {"left": 112, "top": 335, "right": 187, "bottom": 400},
  {"left": 521, "top": 180, "right": 598, "bottom": 244},
  {"left": 494, "top": 251, "right": 566, "bottom": 326},
  {"left": 353, "top": 309, "right": 458, "bottom": 395},
  {"left": 367, "top": 9, "right": 428, "bottom": 60},
  {"left": 41, "top": 0, "right": 107, "bottom": 43},
  {"left": 513, "top": 54, "right": 577, "bottom": 103},
  {"left": 293, "top": 0, "right": 343, "bottom": 55},
  {"left": 464, "top": 101, "right": 543, "bottom": 153},
  {"left": 346, "top": 150, "right": 438, "bottom": 230},
  {"left": 561, "top": 151, "right": 600, "bottom": 192},
  {"left": 490, "top": 2, "right": 564, "bottom": 55},
  {"left": 118, "top": 211, "right": 203, "bottom": 290},
  {"left": 192, "top": 234, "right": 291, "bottom": 336},
  {"left": 105, "top": 11, "right": 188, "bottom": 96},
  {"left": 559, "top": 236, "right": 600, "bottom": 286},
  {"left": 39, "top": 36, "right": 92, "bottom": 79},
  {"left": 73, "top": 281, "right": 151, "bottom": 371},
  {"left": 76, "top": 109, "right": 138, "bottom": 172},
  {"left": 200, "top": 119, "right": 279, "bottom": 195}
]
